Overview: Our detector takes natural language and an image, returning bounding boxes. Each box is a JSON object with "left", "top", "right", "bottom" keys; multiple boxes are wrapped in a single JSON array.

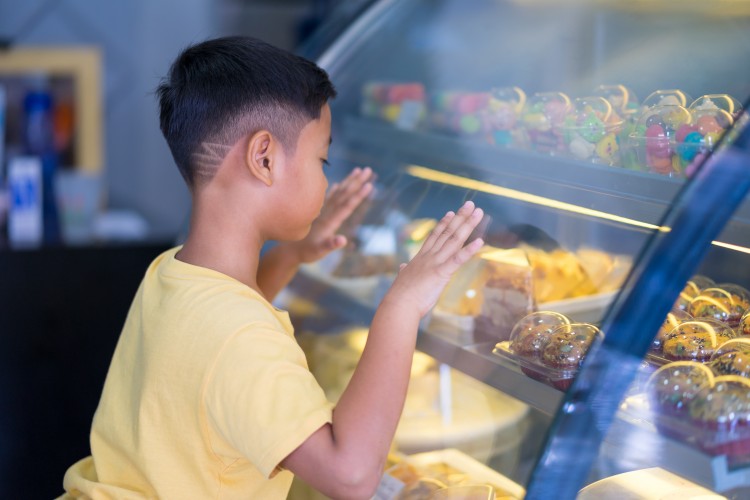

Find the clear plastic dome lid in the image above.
[
  {"left": 540, "top": 322, "right": 602, "bottom": 370},
  {"left": 521, "top": 91, "right": 572, "bottom": 132},
  {"left": 651, "top": 308, "right": 693, "bottom": 352},
  {"left": 661, "top": 319, "right": 738, "bottom": 362},
  {"left": 689, "top": 94, "right": 744, "bottom": 118},
  {"left": 689, "top": 375, "right": 750, "bottom": 427},
  {"left": 709, "top": 338, "right": 750, "bottom": 378},
  {"left": 509, "top": 310, "right": 571, "bottom": 359},
  {"left": 674, "top": 275, "right": 716, "bottom": 311},
  {"left": 594, "top": 84, "right": 640, "bottom": 117},
  {"left": 688, "top": 285, "right": 750, "bottom": 327},
  {"left": 741, "top": 311, "right": 750, "bottom": 337},
  {"left": 642, "top": 89, "right": 693, "bottom": 108},
  {"left": 486, "top": 86, "right": 527, "bottom": 147},
  {"left": 628, "top": 104, "right": 692, "bottom": 175},
  {"left": 559, "top": 96, "right": 624, "bottom": 164},
  {"left": 646, "top": 361, "right": 715, "bottom": 413}
]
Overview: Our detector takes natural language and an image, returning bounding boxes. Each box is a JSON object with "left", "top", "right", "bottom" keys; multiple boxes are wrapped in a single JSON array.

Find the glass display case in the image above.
[{"left": 281, "top": 1, "right": 750, "bottom": 498}]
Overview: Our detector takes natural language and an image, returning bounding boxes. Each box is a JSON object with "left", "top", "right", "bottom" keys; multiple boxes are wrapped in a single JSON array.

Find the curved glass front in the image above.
[{"left": 283, "top": 1, "right": 750, "bottom": 498}]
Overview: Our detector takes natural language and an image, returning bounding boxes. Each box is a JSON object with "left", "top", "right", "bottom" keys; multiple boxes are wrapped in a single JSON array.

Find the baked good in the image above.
[
  {"left": 650, "top": 309, "right": 692, "bottom": 354},
  {"left": 473, "top": 248, "right": 536, "bottom": 343},
  {"left": 661, "top": 319, "right": 737, "bottom": 362},
  {"left": 740, "top": 311, "right": 750, "bottom": 337},
  {"left": 540, "top": 323, "right": 602, "bottom": 390},
  {"left": 709, "top": 339, "right": 750, "bottom": 378},
  {"left": 688, "top": 285, "right": 750, "bottom": 327},
  {"left": 646, "top": 361, "right": 714, "bottom": 441},
  {"left": 332, "top": 250, "right": 396, "bottom": 277},
  {"left": 509, "top": 311, "right": 570, "bottom": 361},
  {"left": 689, "top": 375, "right": 750, "bottom": 461},
  {"left": 521, "top": 244, "right": 597, "bottom": 302}
]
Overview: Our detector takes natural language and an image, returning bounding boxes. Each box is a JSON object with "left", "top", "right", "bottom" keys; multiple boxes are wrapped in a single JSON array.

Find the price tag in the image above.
[{"left": 372, "top": 472, "right": 405, "bottom": 500}]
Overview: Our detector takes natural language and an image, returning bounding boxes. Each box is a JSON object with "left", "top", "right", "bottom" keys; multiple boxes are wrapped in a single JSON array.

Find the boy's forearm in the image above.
[
  {"left": 256, "top": 244, "right": 300, "bottom": 301},
  {"left": 330, "top": 295, "right": 422, "bottom": 476}
]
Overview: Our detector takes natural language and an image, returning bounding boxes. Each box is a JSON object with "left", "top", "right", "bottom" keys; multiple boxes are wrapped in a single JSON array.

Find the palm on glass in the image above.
[
  {"left": 389, "top": 201, "right": 485, "bottom": 318},
  {"left": 290, "top": 166, "right": 374, "bottom": 264}
]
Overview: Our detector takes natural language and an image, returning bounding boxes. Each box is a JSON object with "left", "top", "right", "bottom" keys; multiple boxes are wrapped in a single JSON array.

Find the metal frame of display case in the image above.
[{"left": 297, "top": 0, "right": 750, "bottom": 497}]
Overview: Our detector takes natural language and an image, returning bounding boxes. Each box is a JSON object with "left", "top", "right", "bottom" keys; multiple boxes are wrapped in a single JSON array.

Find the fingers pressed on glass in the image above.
[
  {"left": 421, "top": 211, "right": 455, "bottom": 252},
  {"left": 432, "top": 201, "right": 477, "bottom": 252}
]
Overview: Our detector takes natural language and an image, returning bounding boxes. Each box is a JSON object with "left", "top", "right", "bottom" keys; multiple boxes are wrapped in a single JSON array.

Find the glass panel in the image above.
[{"left": 285, "top": 0, "right": 750, "bottom": 498}]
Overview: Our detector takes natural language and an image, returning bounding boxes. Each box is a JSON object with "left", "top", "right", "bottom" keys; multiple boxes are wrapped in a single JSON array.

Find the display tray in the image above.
[{"left": 379, "top": 448, "right": 525, "bottom": 500}]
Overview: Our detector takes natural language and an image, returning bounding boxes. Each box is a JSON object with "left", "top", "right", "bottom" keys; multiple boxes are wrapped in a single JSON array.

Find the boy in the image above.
[{"left": 61, "top": 36, "right": 484, "bottom": 499}]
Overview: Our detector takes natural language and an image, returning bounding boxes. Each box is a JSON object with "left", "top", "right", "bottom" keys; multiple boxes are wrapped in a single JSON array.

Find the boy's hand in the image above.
[
  {"left": 384, "top": 201, "right": 485, "bottom": 318},
  {"left": 288, "top": 167, "right": 374, "bottom": 264}
]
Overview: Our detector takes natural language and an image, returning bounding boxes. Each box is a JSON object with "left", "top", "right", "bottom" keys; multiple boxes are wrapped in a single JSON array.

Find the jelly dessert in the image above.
[
  {"left": 688, "top": 285, "right": 750, "bottom": 328},
  {"left": 521, "top": 91, "right": 571, "bottom": 155},
  {"left": 361, "top": 82, "right": 426, "bottom": 130},
  {"left": 709, "top": 338, "right": 750, "bottom": 378},
  {"left": 560, "top": 96, "right": 624, "bottom": 166},
  {"left": 628, "top": 104, "right": 692, "bottom": 176},
  {"left": 677, "top": 94, "right": 739, "bottom": 175},
  {"left": 661, "top": 319, "right": 737, "bottom": 362},
  {"left": 429, "top": 91, "right": 492, "bottom": 139},
  {"left": 594, "top": 84, "right": 640, "bottom": 169},
  {"left": 641, "top": 89, "right": 692, "bottom": 109},
  {"left": 487, "top": 86, "right": 526, "bottom": 147}
]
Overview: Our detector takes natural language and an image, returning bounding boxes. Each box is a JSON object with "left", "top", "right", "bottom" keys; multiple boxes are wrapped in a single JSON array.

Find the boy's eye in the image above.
[{"left": 321, "top": 159, "right": 330, "bottom": 167}]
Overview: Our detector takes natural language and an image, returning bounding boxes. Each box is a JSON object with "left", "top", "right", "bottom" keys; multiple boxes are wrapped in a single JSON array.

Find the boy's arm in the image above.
[
  {"left": 256, "top": 167, "right": 374, "bottom": 301},
  {"left": 281, "top": 201, "right": 485, "bottom": 500}
]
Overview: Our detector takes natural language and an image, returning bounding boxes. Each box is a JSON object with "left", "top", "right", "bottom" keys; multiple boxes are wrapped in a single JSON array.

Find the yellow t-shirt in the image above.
[{"left": 61, "top": 247, "right": 333, "bottom": 499}]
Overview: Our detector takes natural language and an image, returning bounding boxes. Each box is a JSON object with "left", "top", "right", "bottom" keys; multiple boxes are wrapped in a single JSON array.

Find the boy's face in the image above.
[{"left": 277, "top": 103, "right": 332, "bottom": 240}]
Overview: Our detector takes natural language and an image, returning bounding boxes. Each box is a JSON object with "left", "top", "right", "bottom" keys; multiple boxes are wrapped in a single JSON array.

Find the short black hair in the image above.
[{"left": 156, "top": 36, "right": 336, "bottom": 187}]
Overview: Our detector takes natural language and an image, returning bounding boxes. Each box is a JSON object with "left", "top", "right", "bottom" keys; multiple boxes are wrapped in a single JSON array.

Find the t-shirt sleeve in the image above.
[{"left": 204, "top": 325, "right": 333, "bottom": 478}]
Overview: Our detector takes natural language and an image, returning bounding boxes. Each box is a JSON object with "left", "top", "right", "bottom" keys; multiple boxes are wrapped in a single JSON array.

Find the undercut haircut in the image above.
[{"left": 156, "top": 36, "right": 337, "bottom": 187}]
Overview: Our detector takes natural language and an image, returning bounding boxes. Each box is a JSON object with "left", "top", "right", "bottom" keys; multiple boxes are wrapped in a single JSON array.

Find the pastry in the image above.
[
  {"left": 709, "top": 338, "right": 750, "bottom": 378},
  {"left": 509, "top": 311, "right": 571, "bottom": 361},
  {"left": 740, "top": 311, "right": 750, "bottom": 337},
  {"left": 661, "top": 319, "right": 736, "bottom": 362},
  {"left": 540, "top": 323, "right": 602, "bottom": 390},
  {"left": 688, "top": 285, "right": 750, "bottom": 328},
  {"left": 650, "top": 309, "right": 692, "bottom": 355},
  {"left": 689, "top": 375, "right": 750, "bottom": 461}
]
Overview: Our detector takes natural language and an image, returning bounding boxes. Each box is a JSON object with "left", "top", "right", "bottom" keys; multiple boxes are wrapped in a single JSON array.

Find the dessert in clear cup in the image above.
[
  {"left": 646, "top": 361, "right": 715, "bottom": 441},
  {"left": 429, "top": 90, "right": 493, "bottom": 139},
  {"left": 676, "top": 94, "right": 740, "bottom": 175},
  {"left": 498, "top": 317, "right": 600, "bottom": 391},
  {"left": 673, "top": 275, "right": 715, "bottom": 312},
  {"left": 521, "top": 91, "right": 571, "bottom": 155},
  {"left": 688, "top": 375, "right": 750, "bottom": 463},
  {"left": 594, "top": 84, "right": 640, "bottom": 169},
  {"left": 486, "top": 86, "right": 526, "bottom": 148},
  {"left": 709, "top": 338, "right": 750, "bottom": 378},
  {"left": 560, "top": 96, "right": 624, "bottom": 165},
  {"left": 687, "top": 284, "right": 750, "bottom": 328},
  {"left": 641, "top": 89, "right": 693, "bottom": 109},
  {"left": 650, "top": 308, "right": 692, "bottom": 356},
  {"left": 740, "top": 311, "right": 750, "bottom": 337},
  {"left": 661, "top": 319, "right": 737, "bottom": 362},
  {"left": 541, "top": 322, "right": 603, "bottom": 390},
  {"left": 628, "top": 104, "right": 692, "bottom": 176},
  {"left": 361, "top": 82, "right": 426, "bottom": 129}
]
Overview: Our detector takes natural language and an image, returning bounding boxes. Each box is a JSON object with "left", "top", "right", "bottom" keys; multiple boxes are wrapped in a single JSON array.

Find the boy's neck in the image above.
[{"left": 176, "top": 219, "right": 265, "bottom": 295}]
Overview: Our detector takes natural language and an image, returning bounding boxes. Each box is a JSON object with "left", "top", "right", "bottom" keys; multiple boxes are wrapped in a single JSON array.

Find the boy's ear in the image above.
[{"left": 245, "top": 130, "right": 275, "bottom": 186}]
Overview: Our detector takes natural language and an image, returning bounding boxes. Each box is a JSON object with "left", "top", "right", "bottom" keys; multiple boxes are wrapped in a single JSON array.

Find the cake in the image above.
[
  {"left": 661, "top": 319, "right": 737, "bottom": 362},
  {"left": 473, "top": 248, "right": 536, "bottom": 343},
  {"left": 508, "top": 311, "right": 570, "bottom": 384}
]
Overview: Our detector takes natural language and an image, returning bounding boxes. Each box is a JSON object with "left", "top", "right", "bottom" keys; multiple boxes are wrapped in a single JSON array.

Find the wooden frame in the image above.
[{"left": 0, "top": 46, "right": 103, "bottom": 173}]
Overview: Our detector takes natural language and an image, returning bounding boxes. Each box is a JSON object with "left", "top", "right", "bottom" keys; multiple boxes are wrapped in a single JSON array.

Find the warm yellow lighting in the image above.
[{"left": 405, "top": 164, "right": 750, "bottom": 255}]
